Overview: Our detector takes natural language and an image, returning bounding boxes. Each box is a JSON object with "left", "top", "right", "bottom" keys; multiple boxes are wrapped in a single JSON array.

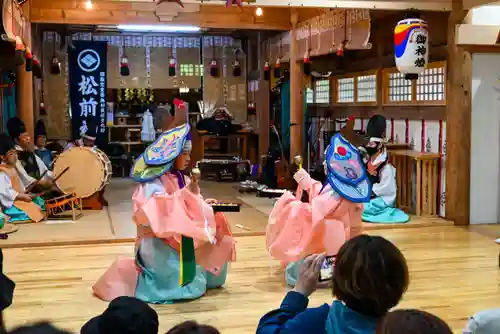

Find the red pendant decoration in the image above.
[
  {"left": 120, "top": 56, "right": 130, "bottom": 76},
  {"left": 210, "top": 59, "right": 219, "bottom": 77},
  {"left": 274, "top": 58, "right": 281, "bottom": 78},
  {"left": 40, "top": 102, "right": 47, "bottom": 116},
  {"left": 264, "top": 61, "right": 270, "bottom": 81},
  {"left": 226, "top": 0, "right": 243, "bottom": 8},
  {"left": 336, "top": 41, "right": 345, "bottom": 57},
  {"left": 303, "top": 51, "right": 311, "bottom": 76},
  {"left": 25, "top": 47, "right": 33, "bottom": 72},
  {"left": 169, "top": 57, "right": 176, "bottom": 77},
  {"left": 232, "top": 59, "right": 241, "bottom": 77}
]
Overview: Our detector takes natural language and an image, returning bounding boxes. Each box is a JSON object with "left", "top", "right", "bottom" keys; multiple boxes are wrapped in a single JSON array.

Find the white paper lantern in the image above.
[{"left": 394, "top": 18, "right": 429, "bottom": 79}]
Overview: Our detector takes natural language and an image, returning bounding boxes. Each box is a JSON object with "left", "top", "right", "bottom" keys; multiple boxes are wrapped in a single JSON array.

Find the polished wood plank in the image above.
[{"left": 3, "top": 226, "right": 500, "bottom": 333}]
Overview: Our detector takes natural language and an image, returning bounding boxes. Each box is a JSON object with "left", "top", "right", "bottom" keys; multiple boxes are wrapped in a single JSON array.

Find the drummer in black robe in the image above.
[{"left": 6, "top": 117, "right": 54, "bottom": 190}]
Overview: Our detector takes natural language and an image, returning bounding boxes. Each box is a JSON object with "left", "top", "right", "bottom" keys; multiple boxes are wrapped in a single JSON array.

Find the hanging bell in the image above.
[
  {"left": 120, "top": 56, "right": 130, "bottom": 76},
  {"left": 25, "top": 47, "right": 33, "bottom": 72},
  {"left": 303, "top": 51, "right": 311, "bottom": 76},
  {"left": 14, "top": 36, "right": 25, "bottom": 66},
  {"left": 168, "top": 57, "right": 176, "bottom": 77},
  {"left": 50, "top": 56, "right": 61, "bottom": 75},
  {"left": 232, "top": 59, "right": 241, "bottom": 77},
  {"left": 210, "top": 59, "right": 219, "bottom": 77},
  {"left": 263, "top": 61, "right": 270, "bottom": 81},
  {"left": 274, "top": 58, "right": 281, "bottom": 78}
]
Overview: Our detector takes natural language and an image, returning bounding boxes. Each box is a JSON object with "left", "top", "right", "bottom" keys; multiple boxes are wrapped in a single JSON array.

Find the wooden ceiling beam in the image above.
[
  {"left": 181, "top": 0, "right": 451, "bottom": 11},
  {"left": 31, "top": 4, "right": 293, "bottom": 30}
]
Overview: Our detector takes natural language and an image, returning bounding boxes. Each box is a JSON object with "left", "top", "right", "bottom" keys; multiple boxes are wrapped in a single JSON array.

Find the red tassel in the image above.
[
  {"left": 120, "top": 57, "right": 130, "bottom": 76},
  {"left": 274, "top": 58, "right": 281, "bottom": 78},
  {"left": 303, "top": 56, "right": 311, "bottom": 76},
  {"left": 169, "top": 58, "right": 176, "bottom": 77},
  {"left": 210, "top": 60, "right": 219, "bottom": 77},
  {"left": 264, "top": 61, "right": 270, "bottom": 81}
]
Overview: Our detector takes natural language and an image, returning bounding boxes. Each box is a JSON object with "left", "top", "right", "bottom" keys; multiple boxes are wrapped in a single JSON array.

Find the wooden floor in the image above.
[
  {"left": 0, "top": 179, "right": 453, "bottom": 248},
  {"left": 3, "top": 225, "right": 500, "bottom": 333}
]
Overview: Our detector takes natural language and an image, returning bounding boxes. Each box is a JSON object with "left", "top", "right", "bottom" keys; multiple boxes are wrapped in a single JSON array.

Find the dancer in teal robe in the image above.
[{"left": 362, "top": 116, "right": 409, "bottom": 224}]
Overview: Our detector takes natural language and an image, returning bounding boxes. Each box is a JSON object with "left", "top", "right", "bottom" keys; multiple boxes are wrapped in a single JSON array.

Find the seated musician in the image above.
[
  {"left": 0, "top": 133, "right": 45, "bottom": 224},
  {"left": 34, "top": 120, "right": 54, "bottom": 169},
  {"left": 64, "top": 127, "right": 97, "bottom": 150},
  {"left": 266, "top": 118, "right": 372, "bottom": 286},
  {"left": 361, "top": 115, "right": 409, "bottom": 224},
  {"left": 93, "top": 99, "right": 235, "bottom": 304},
  {"left": 6, "top": 117, "right": 54, "bottom": 195}
]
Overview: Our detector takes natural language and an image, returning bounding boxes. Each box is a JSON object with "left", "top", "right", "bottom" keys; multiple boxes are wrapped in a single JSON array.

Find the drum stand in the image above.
[{"left": 45, "top": 194, "right": 83, "bottom": 221}]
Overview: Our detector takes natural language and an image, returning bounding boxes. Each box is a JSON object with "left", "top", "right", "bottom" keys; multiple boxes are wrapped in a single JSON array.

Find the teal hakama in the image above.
[{"left": 3, "top": 196, "right": 45, "bottom": 223}]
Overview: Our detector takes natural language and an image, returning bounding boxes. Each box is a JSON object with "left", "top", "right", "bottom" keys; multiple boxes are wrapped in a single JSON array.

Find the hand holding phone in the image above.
[{"left": 319, "top": 255, "right": 336, "bottom": 282}]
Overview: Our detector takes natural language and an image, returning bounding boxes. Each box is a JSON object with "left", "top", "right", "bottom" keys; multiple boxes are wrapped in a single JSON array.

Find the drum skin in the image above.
[{"left": 53, "top": 147, "right": 112, "bottom": 198}]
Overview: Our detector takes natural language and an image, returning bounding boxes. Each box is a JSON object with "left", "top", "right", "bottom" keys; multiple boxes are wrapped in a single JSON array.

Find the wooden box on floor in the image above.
[{"left": 390, "top": 150, "right": 441, "bottom": 216}]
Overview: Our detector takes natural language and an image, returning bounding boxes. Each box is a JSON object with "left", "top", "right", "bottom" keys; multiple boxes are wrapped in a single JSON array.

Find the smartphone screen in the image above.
[{"left": 319, "top": 255, "right": 336, "bottom": 282}]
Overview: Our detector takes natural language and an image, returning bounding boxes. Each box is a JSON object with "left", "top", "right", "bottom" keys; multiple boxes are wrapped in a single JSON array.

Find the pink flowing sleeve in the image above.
[{"left": 134, "top": 185, "right": 216, "bottom": 242}]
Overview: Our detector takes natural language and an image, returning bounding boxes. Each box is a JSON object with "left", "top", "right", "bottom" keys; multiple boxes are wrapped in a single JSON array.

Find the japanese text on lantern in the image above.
[{"left": 414, "top": 33, "right": 427, "bottom": 68}]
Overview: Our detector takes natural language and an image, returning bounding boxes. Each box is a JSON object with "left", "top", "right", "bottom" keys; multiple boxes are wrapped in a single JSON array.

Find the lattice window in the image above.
[
  {"left": 315, "top": 79, "right": 330, "bottom": 104},
  {"left": 180, "top": 64, "right": 203, "bottom": 76},
  {"left": 357, "top": 74, "right": 377, "bottom": 102},
  {"left": 416, "top": 66, "right": 445, "bottom": 101},
  {"left": 306, "top": 87, "right": 314, "bottom": 104},
  {"left": 388, "top": 72, "right": 412, "bottom": 102},
  {"left": 337, "top": 77, "right": 355, "bottom": 103}
]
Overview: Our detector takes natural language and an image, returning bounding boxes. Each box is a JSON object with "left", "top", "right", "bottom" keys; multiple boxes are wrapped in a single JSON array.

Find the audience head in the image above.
[
  {"left": 80, "top": 296, "right": 158, "bottom": 334},
  {"left": 463, "top": 308, "right": 500, "bottom": 334},
  {"left": 9, "top": 322, "right": 72, "bottom": 334},
  {"left": 332, "top": 234, "right": 409, "bottom": 317},
  {"left": 166, "top": 321, "right": 219, "bottom": 334},
  {"left": 377, "top": 309, "right": 452, "bottom": 334}
]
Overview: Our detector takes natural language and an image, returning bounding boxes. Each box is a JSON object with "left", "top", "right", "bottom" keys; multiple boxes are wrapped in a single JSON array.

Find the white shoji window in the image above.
[
  {"left": 314, "top": 79, "right": 330, "bottom": 104},
  {"left": 357, "top": 74, "right": 377, "bottom": 102},
  {"left": 306, "top": 87, "right": 314, "bottom": 104},
  {"left": 180, "top": 64, "right": 203, "bottom": 76},
  {"left": 416, "top": 66, "right": 445, "bottom": 101},
  {"left": 388, "top": 72, "right": 412, "bottom": 102},
  {"left": 337, "top": 77, "right": 355, "bottom": 103}
]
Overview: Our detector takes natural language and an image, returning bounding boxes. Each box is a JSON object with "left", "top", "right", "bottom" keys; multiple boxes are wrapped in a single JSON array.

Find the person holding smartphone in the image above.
[{"left": 257, "top": 235, "right": 409, "bottom": 334}]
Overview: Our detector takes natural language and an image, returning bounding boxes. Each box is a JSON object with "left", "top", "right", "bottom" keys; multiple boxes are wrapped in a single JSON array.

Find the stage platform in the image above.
[
  {"left": 2, "top": 225, "right": 500, "bottom": 333},
  {"left": 0, "top": 178, "right": 453, "bottom": 248}
]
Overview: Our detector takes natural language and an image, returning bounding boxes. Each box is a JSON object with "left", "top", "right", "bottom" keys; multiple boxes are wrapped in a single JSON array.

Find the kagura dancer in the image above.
[
  {"left": 361, "top": 115, "right": 409, "bottom": 224},
  {"left": 266, "top": 120, "right": 372, "bottom": 285},
  {"left": 93, "top": 99, "right": 236, "bottom": 303}
]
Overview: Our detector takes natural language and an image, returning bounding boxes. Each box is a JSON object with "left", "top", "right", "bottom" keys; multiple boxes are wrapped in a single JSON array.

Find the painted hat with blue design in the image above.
[
  {"left": 325, "top": 132, "right": 372, "bottom": 203},
  {"left": 131, "top": 98, "right": 191, "bottom": 182}
]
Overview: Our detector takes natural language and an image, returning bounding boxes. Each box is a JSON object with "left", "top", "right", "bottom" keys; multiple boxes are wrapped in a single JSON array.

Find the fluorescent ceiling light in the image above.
[{"left": 117, "top": 25, "right": 200, "bottom": 32}]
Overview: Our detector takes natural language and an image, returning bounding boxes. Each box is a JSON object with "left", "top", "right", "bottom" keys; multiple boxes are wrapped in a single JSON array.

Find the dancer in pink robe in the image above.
[
  {"left": 93, "top": 99, "right": 236, "bottom": 303},
  {"left": 267, "top": 131, "right": 372, "bottom": 285}
]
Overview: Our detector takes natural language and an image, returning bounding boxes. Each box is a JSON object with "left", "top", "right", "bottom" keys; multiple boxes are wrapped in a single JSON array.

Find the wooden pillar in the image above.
[
  {"left": 257, "top": 32, "right": 270, "bottom": 160},
  {"left": 289, "top": 9, "right": 304, "bottom": 159},
  {"left": 17, "top": 6, "right": 34, "bottom": 138},
  {"left": 445, "top": 0, "right": 472, "bottom": 226}
]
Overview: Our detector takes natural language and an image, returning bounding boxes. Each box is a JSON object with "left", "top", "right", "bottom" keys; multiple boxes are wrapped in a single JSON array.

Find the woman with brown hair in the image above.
[{"left": 257, "top": 234, "right": 409, "bottom": 334}]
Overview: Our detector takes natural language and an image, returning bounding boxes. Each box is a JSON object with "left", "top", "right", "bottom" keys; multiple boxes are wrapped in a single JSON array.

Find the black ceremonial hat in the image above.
[
  {"left": 366, "top": 115, "right": 387, "bottom": 139},
  {"left": 35, "top": 119, "right": 47, "bottom": 138},
  {"left": 6, "top": 117, "right": 26, "bottom": 140},
  {"left": 0, "top": 133, "right": 15, "bottom": 155}
]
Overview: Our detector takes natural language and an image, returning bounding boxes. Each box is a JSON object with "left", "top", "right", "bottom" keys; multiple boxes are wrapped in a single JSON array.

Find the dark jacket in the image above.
[{"left": 257, "top": 291, "right": 378, "bottom": 334}]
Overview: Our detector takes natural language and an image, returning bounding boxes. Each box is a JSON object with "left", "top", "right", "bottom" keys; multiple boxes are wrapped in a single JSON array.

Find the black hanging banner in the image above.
[{"left": 68, "top": 40, "right": 108, "bottom": 145}]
